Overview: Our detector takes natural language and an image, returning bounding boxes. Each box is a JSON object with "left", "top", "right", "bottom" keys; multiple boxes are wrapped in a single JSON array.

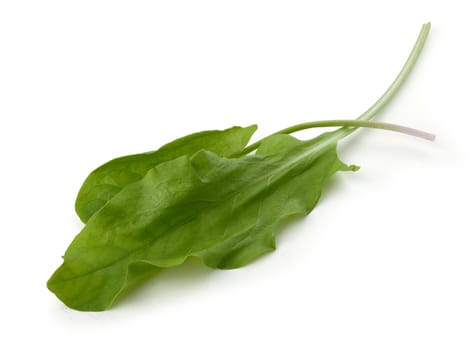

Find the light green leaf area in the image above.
[
  {"left": 47, "top": 131, "right": 356, "bottom": 311},
  {"left": 75, "top": 125, "right": 257, "bottom": 223}
]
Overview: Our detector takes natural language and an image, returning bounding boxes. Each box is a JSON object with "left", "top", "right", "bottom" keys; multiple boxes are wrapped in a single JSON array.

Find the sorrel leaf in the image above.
[
  {"left": 48, "top": 131, "right": 354, "bottom": 310},
  {"left": 75, "top": 125, "right": 257, "bottom": 222},
  {"left": 47, "top": 23, "right": 432, "bottom": 311}
]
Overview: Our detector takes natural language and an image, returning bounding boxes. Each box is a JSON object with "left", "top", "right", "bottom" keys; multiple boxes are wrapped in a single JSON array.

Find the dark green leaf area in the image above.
[
  {"left": 75, "top": 125, "right": 257, "bottom": 223},
  {"left": 48, "top": 132, "right": 356, "bottom": 311}
]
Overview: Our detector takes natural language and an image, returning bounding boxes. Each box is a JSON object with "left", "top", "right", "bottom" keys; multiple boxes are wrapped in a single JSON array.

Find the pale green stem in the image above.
[
  {"left": 271, "top": 120, "right": 434, "bottom": 140},
  {"left": 238, "top": 119, "right": 434, "bottom": 155},
  {"left": 357, "top": 23, "right": 431, "bottom": 122},
  {"left": 237, "top": 23, "right": 431, "bottom": 157}
]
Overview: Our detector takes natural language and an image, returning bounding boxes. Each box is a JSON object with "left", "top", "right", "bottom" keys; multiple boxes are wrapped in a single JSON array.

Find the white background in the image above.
[{"left": 1, "top": 1, "right": 475, "bottom": 349}]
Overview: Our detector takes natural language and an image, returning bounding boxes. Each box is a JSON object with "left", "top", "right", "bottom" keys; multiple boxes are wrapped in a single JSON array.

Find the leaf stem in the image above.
[
  {"left": 237, "top": 119, "right": 434, "bottom": 155},
  {"left": 272, "top": 120, "right": 435, "bottom": 140},
  {"left": 357, "top": 22, "right": 431, "bottom": 122},
  {"left": 237, "top": 23, "right": 432, "bottom": 157}
]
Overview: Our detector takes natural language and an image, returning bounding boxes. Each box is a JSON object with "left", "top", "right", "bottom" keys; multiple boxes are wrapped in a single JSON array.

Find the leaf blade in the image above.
[
  {"left": 48, "top": 131, "right": 355, "bottom": 310},
  {"left": 75, "top": 125, "right": 257, "bottom": 223}
]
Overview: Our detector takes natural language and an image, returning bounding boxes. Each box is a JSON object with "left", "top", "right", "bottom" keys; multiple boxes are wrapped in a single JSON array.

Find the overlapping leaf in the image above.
[
  {"left": 47, "top": 130, "right": 356, "bottom": 311},
  {"left": 47, "top": 23, "right": 432, "bottom": 312},
  {"left": 75, "top": 125, "right": 257, "bottom": 222}
]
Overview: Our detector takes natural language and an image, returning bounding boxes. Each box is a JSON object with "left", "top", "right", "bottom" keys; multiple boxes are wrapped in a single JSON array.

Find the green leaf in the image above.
[
  {"left": 75, "top": 125, "right": 257, "bottom": 223},
  {"left": 47, "top": 130, "right": 356, "bottom": 311},
  {"left": 48, "top": 23, "right": 432, "bottom": 311}
]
